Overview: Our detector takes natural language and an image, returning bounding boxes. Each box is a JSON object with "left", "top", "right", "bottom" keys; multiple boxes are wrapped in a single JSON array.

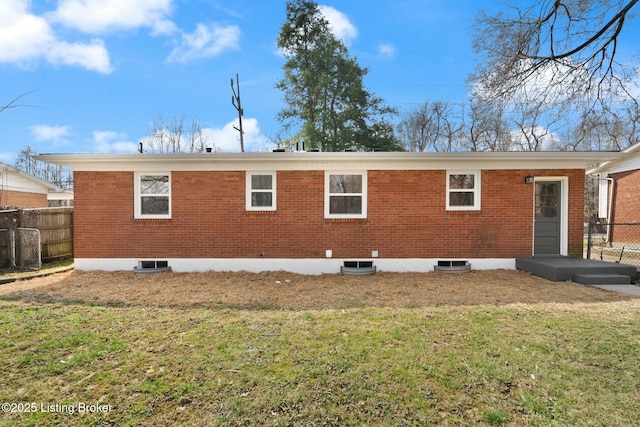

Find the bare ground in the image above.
[{"left": 1, "top": 268, "right": 636, "bottom": 310}]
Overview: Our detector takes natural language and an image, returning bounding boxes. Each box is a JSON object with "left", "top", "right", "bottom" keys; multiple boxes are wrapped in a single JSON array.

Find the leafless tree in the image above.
[
  {"left": 471, "top": 0, "right": 639, "bottom": 120},
  {"left": 558, "top": 104, "right": 640, "bottom": 151},
  {"left": 511, "top": 96, "right": 565, "bottom": 151},
  {"left": 13, "top": 146, "right": 72, "bottom": 190},
  {"left": 144, "top": 115, "right": 215, "bottom": 153},
  {"left": 466, "top": 98, "right": 514, "bottom": 151},
  {"left": 397, "top": 101, "right": 465, "bottom": 152}
]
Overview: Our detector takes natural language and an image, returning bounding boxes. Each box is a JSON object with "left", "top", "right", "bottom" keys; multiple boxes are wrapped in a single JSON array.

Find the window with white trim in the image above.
[
  {"left": 325, "top": 171, "right": 367, "bottom": 218},
  {"left": 246, "top": 172, "right": 276, "bottom": 211},
  {"left": 446, "top": 171, "right": 481, "bottom": 210},
  {"left": 135, "top": 173, "right": 171, "bottom": 218}
]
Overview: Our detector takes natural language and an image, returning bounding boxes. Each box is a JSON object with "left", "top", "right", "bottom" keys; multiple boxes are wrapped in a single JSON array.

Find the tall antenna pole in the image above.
[{"left": 231, "top": 73, "right": 245, "bottom": 152}]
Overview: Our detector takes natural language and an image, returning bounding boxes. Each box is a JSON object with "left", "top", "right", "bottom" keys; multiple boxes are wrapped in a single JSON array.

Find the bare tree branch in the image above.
[
  {"left": 469, "top": 0, "right": 639, "bottom": 152},
  {"left": 471, "top": 0, "right": 639, "bottom": 110},
  {"left": 1, "top": 91, "right": 35, "bottom": 113},
  {"left": 523, "top": 0, "right": 638, "bottom": 61}
]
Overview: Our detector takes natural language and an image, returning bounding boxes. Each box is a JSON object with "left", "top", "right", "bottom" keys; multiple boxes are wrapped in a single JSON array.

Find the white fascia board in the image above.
[
  {"left": 588, "top": 154, "right": 640, "bottom": 175},
  {"left": 2, "top": 176, "right": 49, "bottom": 194},
  {"left": 1, "top": 162, "right": 63, "bottom": 192},
  {"left": 587, "top": 141, "right": 640, "bottom": 175},
  {"left": 34, "top": 151, "right": 623, "bottom": 172}
]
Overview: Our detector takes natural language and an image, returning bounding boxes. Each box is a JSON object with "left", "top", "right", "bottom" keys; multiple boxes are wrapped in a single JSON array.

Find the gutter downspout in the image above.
[{"left": 606, "top": 177, "right": 615, "bottom": 245}]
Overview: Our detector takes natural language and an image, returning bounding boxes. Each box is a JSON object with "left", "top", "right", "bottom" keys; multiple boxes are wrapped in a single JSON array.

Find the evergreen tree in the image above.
[{"left": 276, "top": 0, "right": 401, "bottom": 152}]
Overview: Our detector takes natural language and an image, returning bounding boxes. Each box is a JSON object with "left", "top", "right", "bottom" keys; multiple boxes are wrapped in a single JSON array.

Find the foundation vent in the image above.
[
  {"left": 341, "top": 260, "right": 376, "bottom": 275},
  {"left": 134, "top": 260, "right": 171, "bottom": 274},
  {"left": 434, "top": 260, "right": 471, "bottom": 273}
]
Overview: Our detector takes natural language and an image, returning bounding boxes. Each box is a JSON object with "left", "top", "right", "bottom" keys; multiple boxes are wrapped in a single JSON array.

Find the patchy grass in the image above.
[{"left": 1, "top": 299, "right": 639, "bottom": 426}]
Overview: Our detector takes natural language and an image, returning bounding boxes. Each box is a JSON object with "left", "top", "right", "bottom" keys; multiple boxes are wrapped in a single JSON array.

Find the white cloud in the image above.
[
  {"left": 90, "top": 131, "right": 138, "bottom": 153},
  {"left": 318, "top": 5, "right": 357, "bottom": 44},
  {"left": 167, "top": 23, "right": 240, "bottom": 63},
  {"left": 46, "top": 39, "right": 113, "bottom": 73},
  {"left": 377, "top": 43, "right": 396, "bottom": 60},
  {"left": 51, "top": 0, "right": 176, "bottom": 35},
  {"left": 30, "top": 124, "right": 72, "bottom": 146},
  {"left": 0, "top": 0, "right": 112, "bottom": 73},
  {"left": 202, "top": 118, "right": 273, "bottom": 152},
  {"left": 0, "top": 1, "right": 51, "bottom": 62}
]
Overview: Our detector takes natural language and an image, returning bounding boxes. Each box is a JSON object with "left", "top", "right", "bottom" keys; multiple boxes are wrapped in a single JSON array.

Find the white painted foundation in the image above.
[{"left": 74, "top": 258, "right": 516, "bottom": 275}]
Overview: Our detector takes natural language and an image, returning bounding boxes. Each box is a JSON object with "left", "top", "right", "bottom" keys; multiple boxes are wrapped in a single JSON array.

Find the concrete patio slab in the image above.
[{"left": 516, "top": 255, "right": 637, "bottom": 282}]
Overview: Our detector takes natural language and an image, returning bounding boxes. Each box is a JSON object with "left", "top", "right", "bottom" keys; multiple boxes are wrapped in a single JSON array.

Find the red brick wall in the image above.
[
  {"left": 609, "top": 169, "right": 640, "bottom": 243},
  {"left": 567, "top": 170, "right": 586, "bottom": 257},
  {"left": 611, "top": 169, "right": 640, "bottom": 223},
  {"left": 73, "top": 169, "right": 585, "bottom": 259},
  {"left": 0, "top": 190, "right": 48, "bottom": 208}
]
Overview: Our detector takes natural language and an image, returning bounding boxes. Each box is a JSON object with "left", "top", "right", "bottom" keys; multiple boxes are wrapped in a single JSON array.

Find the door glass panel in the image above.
[{"left": 535, "top": 183, "right": 559, "bottom": 219}]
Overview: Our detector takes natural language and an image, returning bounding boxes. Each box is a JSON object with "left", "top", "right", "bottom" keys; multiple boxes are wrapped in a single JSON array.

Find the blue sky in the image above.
[{"left": 1, "top": 0, "right": 503, "bottom": 162}]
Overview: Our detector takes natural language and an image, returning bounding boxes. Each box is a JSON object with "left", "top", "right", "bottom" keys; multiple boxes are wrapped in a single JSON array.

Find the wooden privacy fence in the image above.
[{"left": 0, "top": 207, "right": 73, "bottom": 262}]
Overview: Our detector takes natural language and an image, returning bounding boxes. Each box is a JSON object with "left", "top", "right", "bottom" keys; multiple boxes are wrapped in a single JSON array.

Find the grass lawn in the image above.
[{"left": 1, "top": 298, "right": 639, "bottom": 426}]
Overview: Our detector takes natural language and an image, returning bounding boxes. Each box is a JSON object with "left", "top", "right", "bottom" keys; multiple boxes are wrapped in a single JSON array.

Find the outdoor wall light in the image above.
[{"left": 524, "top": 175, "right": 535, "bottom": 184}]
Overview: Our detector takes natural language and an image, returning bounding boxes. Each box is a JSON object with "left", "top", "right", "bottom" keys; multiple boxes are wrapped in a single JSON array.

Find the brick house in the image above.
[
  {"left": 588, "top": 141, "right": 640, "bottom": 243},
  {"left": 0, "top": 162, "right": 70, "bottom": 208},
  {"left": 36, "top": 151, "right": 619, "bottom": 274}
]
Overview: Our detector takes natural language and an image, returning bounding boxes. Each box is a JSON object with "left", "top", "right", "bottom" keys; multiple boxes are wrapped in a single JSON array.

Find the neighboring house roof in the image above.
[
  {"left": 586, "top": 141, "right": 640, "bottom": 176},
  {"left": 0, "top": 161, "right": 71, "bottom": 199},
  {"left": 34, "top": 151, "right": 623, "bottom": 171}
]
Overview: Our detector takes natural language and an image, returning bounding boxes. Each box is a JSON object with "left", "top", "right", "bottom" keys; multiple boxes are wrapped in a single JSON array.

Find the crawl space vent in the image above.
[
  {"left": 434, "top": 260, "right": 471, "bottom": 273},
  {"left": 341, "top": 261, "right": 376, "bottom": 275},
  {"left": 134, "top": 260, "right": 171, "bottom": 274}
]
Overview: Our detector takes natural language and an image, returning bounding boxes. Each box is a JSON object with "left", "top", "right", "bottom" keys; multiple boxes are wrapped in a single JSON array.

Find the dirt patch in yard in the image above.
[{"left": 1, "top": 268, "right": 636, "bottom": 310}]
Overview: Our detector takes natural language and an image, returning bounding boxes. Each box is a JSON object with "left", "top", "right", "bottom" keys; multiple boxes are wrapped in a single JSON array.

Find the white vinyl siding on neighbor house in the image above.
[
  {"left": 325, "top": 171, "right": 367, "bottom": 218},
  {"left": 134, "top": 172, "right": 171, "bottom": 219},
  {"left": 598, "top": 178, "right": 609, "bottom": 219},
  {"left": 246, "top": 172, "right": 276, "bottom": 211},
  {"left": 446, "top": 170, "right": 481, "bottom": 211}
]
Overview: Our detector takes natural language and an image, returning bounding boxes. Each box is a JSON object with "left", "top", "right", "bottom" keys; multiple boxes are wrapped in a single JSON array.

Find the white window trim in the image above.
[
  {"left": 134, "top": 172, "right": 172, "bottom": 219},
  {"left": 446, "top": 170, "right": 481, "bottom": 211},
  {"left": 324, "top": 171, "right": 367, "bottom": 219},
  {"left": 246, "top": 171, "right": 277, "bottom": 211}
]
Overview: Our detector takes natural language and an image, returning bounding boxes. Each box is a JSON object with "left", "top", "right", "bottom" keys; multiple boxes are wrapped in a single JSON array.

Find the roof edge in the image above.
[
  {"left": 586, "top": 141, "right": 640, "bottom": 175},
  {"left": 34, "top": 151, "right": 623, "bottom": 172}
]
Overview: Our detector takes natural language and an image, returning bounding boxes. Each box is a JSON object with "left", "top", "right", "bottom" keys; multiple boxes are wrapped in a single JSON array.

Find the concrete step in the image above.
[{"left": 573, "top": 273, "right": 631, "bottom": 285}]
